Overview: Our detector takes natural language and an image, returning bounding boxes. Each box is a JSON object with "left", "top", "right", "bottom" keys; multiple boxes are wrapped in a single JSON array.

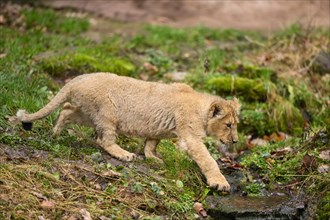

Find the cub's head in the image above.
[{"left": 206, "top": 98, "right": 240, "bottom": 144}]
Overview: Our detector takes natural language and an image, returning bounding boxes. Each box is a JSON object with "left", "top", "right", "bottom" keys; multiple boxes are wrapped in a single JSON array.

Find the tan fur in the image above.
[{"left": 16, "top": 73, "right": 240, "bottom": 191}]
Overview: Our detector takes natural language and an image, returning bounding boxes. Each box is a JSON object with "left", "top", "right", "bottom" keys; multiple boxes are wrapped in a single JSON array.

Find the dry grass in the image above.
[{"left": 0, "top": 153, "right": 167, "bottom": 219}]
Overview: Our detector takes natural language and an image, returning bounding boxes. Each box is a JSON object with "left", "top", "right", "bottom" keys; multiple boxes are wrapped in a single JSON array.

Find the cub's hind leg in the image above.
[
  {"left": 53, "top": 102, "right": 92, "bottom": 135},
  {"left": 95, "top": 110, "right": 136, "bottom": 161},
  {"left": 97, "top": 129, "right": 136, "bottom": 161},
  {"left": 144, "top": 139, "right": 162, "bottom": 162}
]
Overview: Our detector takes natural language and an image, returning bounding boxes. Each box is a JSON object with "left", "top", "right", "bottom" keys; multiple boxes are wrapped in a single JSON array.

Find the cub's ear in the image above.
[
  {"left": 229, "top": 97, "right": 241, "bottom": 115},
  {"left": 209, "top": 102, "right": 225, "bottom": 119}
]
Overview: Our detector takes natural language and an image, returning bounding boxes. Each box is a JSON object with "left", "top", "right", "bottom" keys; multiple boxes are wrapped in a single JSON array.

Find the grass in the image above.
[{"left": 0, "top": 4, "right": 329, "bottom": 219}]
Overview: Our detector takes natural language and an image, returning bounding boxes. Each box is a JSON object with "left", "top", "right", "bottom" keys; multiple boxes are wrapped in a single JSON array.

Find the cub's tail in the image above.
[{"left": 16, "top": 85, "right": 70, "bottom": 130}]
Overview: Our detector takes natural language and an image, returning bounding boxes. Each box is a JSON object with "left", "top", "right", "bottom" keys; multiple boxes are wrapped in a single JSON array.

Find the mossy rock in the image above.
[
  {"left": 222, "top": 64, "right": 277, "bottom": 81},
  {"left": 271, "top": 98, "right": 304, "bottom": 135},
  {"left": 240, "top": 99, "right": 304, "bottom": 136},
  {"left": 311, "top": 51, "right": 330, "bottom": 75},
  {"left": 205, "top": 75, "right": 275, "bottom": 101},
  {"left": 240, "top": 103, "right": 274, "bottom": 136},
  {"left": 38, "top": 52, "right": 136, "bottom": 78}
]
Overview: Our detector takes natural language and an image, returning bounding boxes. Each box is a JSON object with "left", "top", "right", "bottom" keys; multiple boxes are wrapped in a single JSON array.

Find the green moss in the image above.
[
  {"left": 222, "top": 64, "right": 277, "bottom": 81},
  {"left": 317, "top": 191, "right": 330, "bottom": 220},
  {"left": 240, "top": 105, "right": 274, "bottom": 136},
  {"left": 271, "top": 99, "right": 304, "bottom": 135},
  {"left": 39, "top": 52, "right": 136, "bottom": 77},
  {"left": 239, "top": 99, "right": 304, "bottom": 136},
  {"left": 205, "top": 75, "right": 273, "bottom": 101}
]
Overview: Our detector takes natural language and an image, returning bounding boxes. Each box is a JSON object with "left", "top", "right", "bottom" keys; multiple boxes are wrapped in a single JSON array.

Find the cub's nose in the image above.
[{"left": 232, "top": 140, "right": 238, "bottom": 144}]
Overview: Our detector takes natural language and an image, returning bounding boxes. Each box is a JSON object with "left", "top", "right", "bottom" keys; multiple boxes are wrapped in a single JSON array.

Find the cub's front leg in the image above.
[{"left": 180, "top": 138, "right": 230, "bottom": 192}]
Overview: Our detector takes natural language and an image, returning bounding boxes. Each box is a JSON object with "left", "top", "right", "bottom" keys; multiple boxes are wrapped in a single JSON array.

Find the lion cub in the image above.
[{"left": 17, "top": 73, "right": 240, "bottom": 191}]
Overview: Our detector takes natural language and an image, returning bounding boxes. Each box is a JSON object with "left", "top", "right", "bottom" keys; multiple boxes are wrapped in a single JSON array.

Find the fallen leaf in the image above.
[
  {"left": 271, "top": 132, "right": 288, "bottom": 142},
  {"left": 193, "top": 202, "right": 207, "bottom": 218},
  {"left": 31, "top": 191, "right": 48, "bottom": 201},
  {"left": 0, "top": 53, "right": 6, "bottom": 59},
  {"left": 143, "top": 62, "right": 158, "bottom": 74},
  {"left": 248, "top": 138, "right": 268, "bottom": 147},
  {"left": 301, "top": 154, "right": 317, "bottom": 173},
  {"left": 139, "top": 73, "right": 149, "bottom": 81},
  {"left": 99, "top": 216, "right": 111, "bottom": 220},
  {"left": 319, "top": 150, "right": 330, "bottom": 160},
  {"left": 40, "top": 200, "right": 55, "bottom": 209},
  {"left": 258, "top": 54, "right": 272, "bottom": 65},
  {"left": 67, "top": 215, "right": 79, "bottom": 220},
  {"left": 101, "top": 170, "right": 121, "bottom": 178},
  {"left": 317, "top": 164, "right": 329, "bottom": 173},
  {"left": 0, "top": 15, "right": 5, "bottom": 25},
  {"left": 271, "top": 147, "right": 293, "bottom": 159},
  {"left": 92, "top": 182, "right": 101, "bottom": 190},
  {"left": 5, "top": 115, "right": 19, "bottom": 124},
  {"left": 0, "top": 194, "right": 10, "bottom": 202},
  {"left": 80, "top": 209, "right": 92, "bottom": 220},
  {"left": 219, "top": 157, "right": 232, "bottom": 163}
]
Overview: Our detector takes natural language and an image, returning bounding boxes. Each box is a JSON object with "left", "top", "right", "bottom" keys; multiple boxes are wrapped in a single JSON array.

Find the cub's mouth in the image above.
[{"left": 219, "top": 139, "right": 227, "bottom": 145}]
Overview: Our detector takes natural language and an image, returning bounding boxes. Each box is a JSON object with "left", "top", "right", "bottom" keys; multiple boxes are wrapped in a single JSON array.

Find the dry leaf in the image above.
[
  {"left": 319, "top": 150, "right": 330, "bottom": 161},
  {"left": 193, "top": 202, "right": 207, "bottom": 218},
  {"left": 301, "top": 154, "right": 317, "bottom": 173},
  {"left": 93, "top": 183, "right": 101, "bottom": 190},
  {"left": 271, "top": 147, "right": 293, "bottom": 159},
  {"left": 0, "top": 15, "right": 5, "bottom": 25},
  {"left": 67, "top": 215, "right": 79, "bottom": 220},
  {"left": 139, "top": 73, "right": 149, "bottom": 81},
  {"left": 0, "top": 194, "right": 10, "bottom": 202},
  {"left": 258, "top": 54, "right": 272, "bottom": 65},
  {"left": 40, "top": 200, "right": 55, "bottom": 209},
  {"left": 143, "top": 62, "right": 158, "bottom": 74},
  {"left": 31, "top": 191, "right": 48, "bottom": 201},
  {"left": 317, "top": 164, "right": 329, "bottom": 173},
  {"left": 5, "top": 115, "right": 19, "bottom": 124},
  {"left": 249, "top": 138, "right": 268, "bottom": 147},
  {"left": 80, "top": 208, "right": 92, "bottom": 220},
  {"left": 99, "top": 216, "right": 111, "bottom": 220},
  {"left": 101, "top": 170, "right": 121, "bottom": 178}
]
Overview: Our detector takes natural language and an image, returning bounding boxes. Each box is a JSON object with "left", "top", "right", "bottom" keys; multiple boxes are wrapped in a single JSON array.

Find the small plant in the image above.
[{"left": 245, "top": 182, "right": 266, "bottom": 196}]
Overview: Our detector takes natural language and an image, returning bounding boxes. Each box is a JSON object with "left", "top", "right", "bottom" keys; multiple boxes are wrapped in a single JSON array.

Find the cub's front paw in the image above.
[
  {"left": 118, "top": 152, "right": 136, "bottom": 162},
  {"left": 207, "top": 176, "right": 231, "bottom": 192}
]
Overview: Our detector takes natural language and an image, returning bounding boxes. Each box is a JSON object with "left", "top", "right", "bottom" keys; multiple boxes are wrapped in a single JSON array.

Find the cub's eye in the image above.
[{"left": 226, "top": 123, "right": 232, "bottom": 128}]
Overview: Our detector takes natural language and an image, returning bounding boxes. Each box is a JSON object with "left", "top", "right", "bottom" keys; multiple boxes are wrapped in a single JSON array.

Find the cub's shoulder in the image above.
[{"left": 170, "top": 83, "right": 194, "bottom": 93}]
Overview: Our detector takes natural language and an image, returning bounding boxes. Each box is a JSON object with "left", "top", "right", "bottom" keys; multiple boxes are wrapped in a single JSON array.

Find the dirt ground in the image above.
[{"left": 42, "top": 0, "right": 330, "bottom": 31}]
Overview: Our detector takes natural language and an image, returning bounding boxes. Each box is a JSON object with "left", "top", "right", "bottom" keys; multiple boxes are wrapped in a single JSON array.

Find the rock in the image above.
[
  {"left": 164, "top": 71, "right": 188, "bottom": 81},
  {"left": 205, "top": 76, "right": 272, "bottom": 101},
  {"left": 312, "top": 52, "right": 330, "bottom": 75},
  {"left": 206, "top": 194, "right": 305, "bottom": 219}
]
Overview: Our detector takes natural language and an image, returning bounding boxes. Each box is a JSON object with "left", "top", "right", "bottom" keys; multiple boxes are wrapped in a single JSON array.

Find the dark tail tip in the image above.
[{"left": 22, "top": 122, "right": 33, "bottom": 131}]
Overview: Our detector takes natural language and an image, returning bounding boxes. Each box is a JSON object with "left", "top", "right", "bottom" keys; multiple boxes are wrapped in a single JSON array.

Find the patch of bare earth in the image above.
[{"left": 42, "top": 0, "right": 329, "bottom": 30}]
